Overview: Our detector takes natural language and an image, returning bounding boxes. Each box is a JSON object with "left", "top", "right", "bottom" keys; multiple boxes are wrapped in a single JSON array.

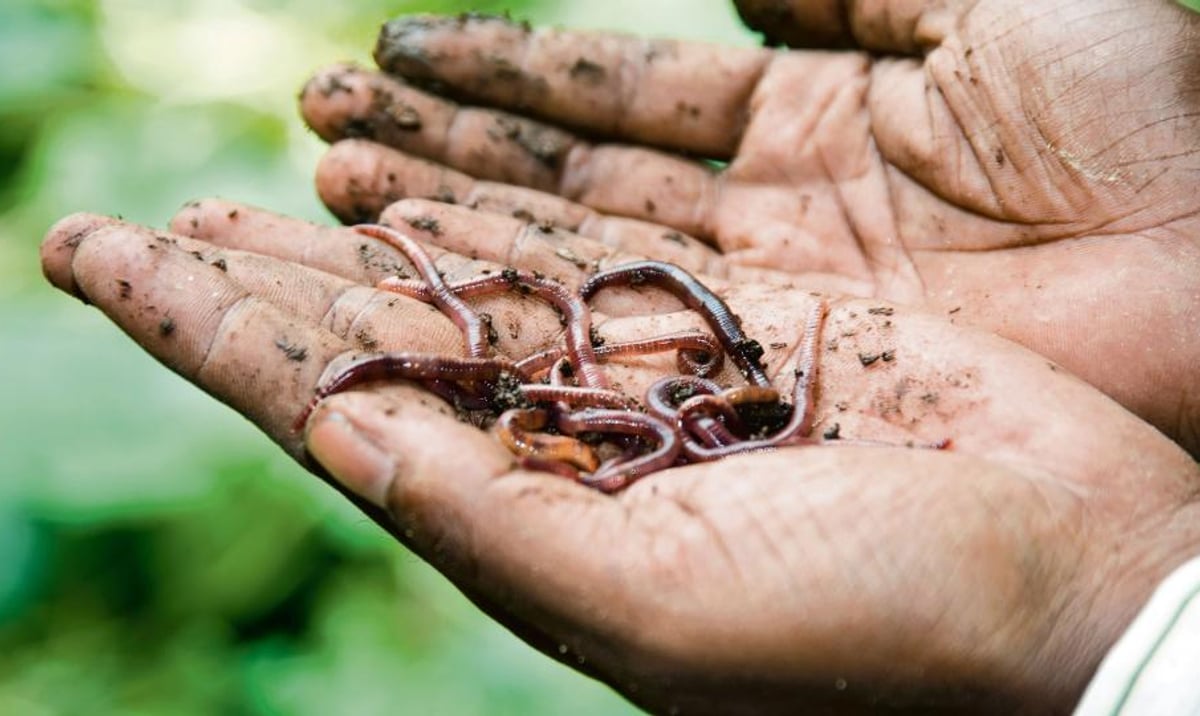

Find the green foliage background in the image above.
[{"left": 0, "top": 0, "right": 755, "bottom": 713}]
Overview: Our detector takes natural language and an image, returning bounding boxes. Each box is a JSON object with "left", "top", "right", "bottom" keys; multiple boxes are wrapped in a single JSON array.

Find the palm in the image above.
[
  {"left": 43, "top": 201, "right": 1200, "bottom": 713},
  {"left": 299, "top": 0, "right": 1200, "bottom": 455}
]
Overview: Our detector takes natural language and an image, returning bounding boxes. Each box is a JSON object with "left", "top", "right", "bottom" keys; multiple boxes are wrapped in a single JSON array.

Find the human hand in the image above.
[
  {"left": 296, "top": 1, "right": 1200, "bottom": 458},
  {"left": 42, "top": 200, "right": 1200, "bottom": 713}
]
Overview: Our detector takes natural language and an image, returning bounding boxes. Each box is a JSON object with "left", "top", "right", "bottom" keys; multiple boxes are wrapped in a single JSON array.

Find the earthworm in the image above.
[
  {"left": 516, "top": 330, "right": 723, "bottom": 381},
  {"left": 554, "top": 409, "right": 680, "bottom": 492},
  {"left": 644, "top": 375, "right": 724, "bottom": 420},
  {"left": 581, "top": 261, "right": 771, "bottom": 387},
  {"left": 378, "top": 268, "right": 607, "bottom": 389},
  {"left": 677, "top": 301, "right": 826, "bottom": 461},
  {"left": 309, "top": 223, "right": 938, "bottom": 490},
  {"left": 293, "top": 352, "right": 525, "bottom": 431},
  {"left": 355, "top": 225, "right": 490, "bottom": 358},
  {"left": 520, "top": 385, "right": 638, "bottom": 410},
  {"left": 497, "top": 408, "right": 600, "bottom": 473}
]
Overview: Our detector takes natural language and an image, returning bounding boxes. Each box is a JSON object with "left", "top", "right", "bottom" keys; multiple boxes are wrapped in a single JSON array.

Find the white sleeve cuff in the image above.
[{"left": 1074, "top": 555, "right": 1200, "bottom": 715}]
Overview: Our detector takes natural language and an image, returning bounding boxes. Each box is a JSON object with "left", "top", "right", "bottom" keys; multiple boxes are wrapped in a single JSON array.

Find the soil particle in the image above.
[
  {"left": 568, "top": 58, "right": 607, "bottom": 84},
  {"left": 867, "top": 307, "right": 894, "bottom": 316},
  {"left": 116, "top": 279, "right": 132, "bottom": 300},
  {"left": 859, "top": 352, "right": 881, "bottom": 367},
  {"left": 769, "top": 341, "right": 788, "bottom": 350},
  {"left": 735, "top": 338, "right": 765, "bottom": 364},
  {"left": 489, "top": 371, "right": 533, "bottom": 412},
  {"left": 661, "top": 231, "right": 686, "bottom": 245},
  {"left": 158, "top": 317, "right": 175, "bottom": 337},
  {"left": 823, "top": 423, "right": 841, "bottom": 440},
  {"left": 387, "top": 101, "right": 422, "bottom": 131},
  {"left": 881, "top": 350, "right": 896, "bottom": 363},
  {"left": 490, "top": 116, "right": 568, "bottom": 168},
  {"left": 227, "top": 209, "right": 239, "bottom": 220},
  {"left": 275, "top": 339, "right": 309, "bottom": 362},
  {"left": 645, "top": 199, "right": 657, "bottom": 214},
  {"left": 211, "top": 258, "right": 228, "bottom": 272},
  {"left": 311, "top": 71, "right": 354, "bottom": 98},
  {"left": 354, "top": 328, "right": 380, "bottom": 351},
  {"left": 479, "top": 312, "right": 500, "bottom": 346},
  {"left": 405, "top": 215, "right": 442, "bottom": 236},
  {"left": 555, "top": 246, "right": 590, "bottom": 270}
]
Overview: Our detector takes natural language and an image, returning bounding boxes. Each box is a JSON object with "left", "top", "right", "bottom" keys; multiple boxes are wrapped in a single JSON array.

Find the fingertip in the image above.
[
  {"left": 299, "top": 63, "right": 372, "bottom": 143},
  {"left": 306, "top": 389, "right": 515, "bottom": 516},
  {"left": 306, "top": 404, "right": 397, "bottom": 508},
  {"left": 41, "top": 212, "right": 122, "bottom": 297},
  {"left": 374, "top": 14, "right": 453, "bottom": 78},
  {"left": 317, "top": 140, "right": 403, "bottom": 224}
]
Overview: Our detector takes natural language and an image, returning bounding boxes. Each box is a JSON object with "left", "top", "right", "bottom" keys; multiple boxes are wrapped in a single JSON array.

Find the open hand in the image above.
[
  {"left": 296, "top": 0, "right": 1200, "bottom": 457},
  {"left": 42, "top": 199, "right": 1200, "bottom": 713}
]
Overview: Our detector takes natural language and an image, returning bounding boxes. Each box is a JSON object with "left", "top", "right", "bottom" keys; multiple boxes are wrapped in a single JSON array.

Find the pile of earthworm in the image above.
[{"left": 297, "top": 224, "right": 830, "bottom": 492}]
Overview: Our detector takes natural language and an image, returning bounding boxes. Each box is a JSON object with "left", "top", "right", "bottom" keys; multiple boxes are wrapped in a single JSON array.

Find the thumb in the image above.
[{"left": 304, "top": 390, "right": 646, "bottom": 642}]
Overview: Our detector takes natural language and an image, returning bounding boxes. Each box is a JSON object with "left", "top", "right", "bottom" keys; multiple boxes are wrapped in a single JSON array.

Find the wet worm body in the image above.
[
  {"left": 356, "top": 225, "right": 491, "bottom": 358},
  {"left": 300, "top": 225, "right": 947, "bottom": 492},
  {"left": 581, "top": 261, "right": 772, "bottom": 388}
]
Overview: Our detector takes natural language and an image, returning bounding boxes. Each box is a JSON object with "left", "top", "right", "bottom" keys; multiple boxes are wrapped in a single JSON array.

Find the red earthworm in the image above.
[
  {"left": 674, "top": 385, "right": 785, "bottom": 446},
  {"left": 644, "top": 375, "right": 723, "bottom": 423},
  {"left": 581, "top": 261, "right": 771, "bottom": 388},
  {"left": 679, "top": 412, "right": 740, "bottom": 449},
  {"left": 378, "top": 268, "right": 607, "bottom": 389},
  {"left": 293, "top": 353, "right": 525, "bottom": 431},
  {"left": 554, "top": 409, "right": 680, "bottom": 492},
  {"left": 678, "top": 301, "right": 826, "bottom": 461},
  {"left": 373, "top": 276, "right": 429, "bottom": 300},
  {"left": 496, "top": 408, "right": 600, "bottom": 473},
  {"left": 548, "top": 357, "right": 574, "bottom": 387},
  {"left": 516, "top": 330, "right": 723, "bottom": 379},
  {"left": 355, "top": 225, "right": 490, "bottom": 358},
  {"left": 519, "top": 385, "right": 638, "bottom": 410},
  {"left": 722, "top": 386, "right": 782, "bottom": 406},
  {"left": 377, "top": 270, "right": 724, "bottom": 386}
]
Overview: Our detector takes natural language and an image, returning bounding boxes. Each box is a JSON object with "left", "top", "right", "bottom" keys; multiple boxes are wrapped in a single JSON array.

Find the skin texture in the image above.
[
  {"left": 299, "top": 0, "right": 1200, "bottom": 458},
  {"left": 38, "top": 2, "right": 1200, "bottom": 713},
  {"left": 42, "top": 201, "right": 1200, "bottom": 714}
]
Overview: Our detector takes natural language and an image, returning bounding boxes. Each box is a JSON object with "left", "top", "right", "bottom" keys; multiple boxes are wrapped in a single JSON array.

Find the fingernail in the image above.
[{"left": 306, "top": 410, "right": 395, "bottom": 507}]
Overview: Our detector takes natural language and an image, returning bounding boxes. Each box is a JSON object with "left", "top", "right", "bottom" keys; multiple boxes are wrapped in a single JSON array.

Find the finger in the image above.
[
  {"left": 379, "top": 197, "right": 739, "bottom": 295},
  {"left": 171, "top": 198, "right": 499, "bottom": 287},
  {"left": 373, "top": 15, "right": 771, "bottom": 159},
  {"left": 302, "top": 64, "right": 577, "bottom": 198},
  {"left": 312, "top": 139, "right": 733, "bottom": 276},
  {"left": 304, "top": 390, "right": 659, "bottom": 684},
  {"left": 308, "top": 83, "right": 720, "bottom": 240},
  {"left": 308, "top": 132, "right": 726, "bottom": 269},
  {"left": 42, "top": 216, "right": 352, "bottom": 456},
  {"left": 734, "top": 0, "right": 961, "bottom": 54}
]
